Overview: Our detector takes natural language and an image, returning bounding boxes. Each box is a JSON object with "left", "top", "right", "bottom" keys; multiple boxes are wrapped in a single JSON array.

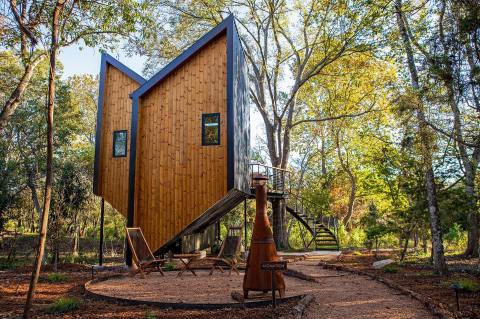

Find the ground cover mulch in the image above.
[
  {"left": 323, "top": 251, "right": 480, "bottom": 319},
  {"left": 0, "top": 263, "right": 296, "bottom": 319}
]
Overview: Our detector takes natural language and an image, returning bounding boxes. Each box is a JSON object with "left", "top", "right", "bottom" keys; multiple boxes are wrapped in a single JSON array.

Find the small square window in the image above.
[
  {"left": 202, "top": 113, "right": 220, "bottom": 145},
  {"left": 113, "top": 130, "right": 128, "bottom": 157}
]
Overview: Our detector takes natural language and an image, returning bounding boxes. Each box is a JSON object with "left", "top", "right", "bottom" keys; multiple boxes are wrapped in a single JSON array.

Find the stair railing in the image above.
[
  {"left": 249, "top": 162, "right": 339, "bottom": 248},
  {"left": 286, "top": 192, "right": 339, "bottom": 241}
]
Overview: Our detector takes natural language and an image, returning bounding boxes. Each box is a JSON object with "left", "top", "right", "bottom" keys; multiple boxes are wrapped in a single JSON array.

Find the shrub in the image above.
[
  {"left": 444, "top": 223, "right": 467, "bottom": 252},
  {"left": 163, "top": 262, "right": 176, "bottom": 271},
  {"left": 48, "top": 297, "right": 81, "bottom": 313},
  {"left": 45, "top": 273, "right": 69, "bottom": 283},
  {"left": 337, "top": 225, "right": 366, "bottom": 248},
  {"left": 450, "top": 279, "right": 479, "bottom": 292},
  {"left": 144, "top": 310, "right": 157, "bottom": 319},
  {"left": 63, "top": 252, "right": 97, "bottom": 264},
  {"left": 383, "top": 263, "right": 399, "bottom": 273},
  {"left": 0, "top": 259, "right": 18, "bottom": 270}
]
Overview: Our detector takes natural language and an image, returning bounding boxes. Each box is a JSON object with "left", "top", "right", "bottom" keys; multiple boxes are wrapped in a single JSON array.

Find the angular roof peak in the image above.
[
  {"left": 131, "top": 14, "right": 236, "bottom": 99},
  {"left": 101, "top": 52, "right": 146, "bottom": 84}
]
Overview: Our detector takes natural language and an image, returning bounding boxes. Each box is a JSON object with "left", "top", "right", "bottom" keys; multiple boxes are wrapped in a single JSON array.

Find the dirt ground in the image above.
[
  {"left": 0, "top": 264, "right": 295, "bottom": 319},
  {"left": 325, "top": 251, "right": 480, "bottom": 318},
  {"left": 1, "top": 257, "right": 441, "bottom": 319}
]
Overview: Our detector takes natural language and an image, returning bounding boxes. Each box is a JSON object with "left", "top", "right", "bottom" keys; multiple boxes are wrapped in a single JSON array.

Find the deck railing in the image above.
[{"left": 249, "top": 163, "right": 291, "bottom": 194}]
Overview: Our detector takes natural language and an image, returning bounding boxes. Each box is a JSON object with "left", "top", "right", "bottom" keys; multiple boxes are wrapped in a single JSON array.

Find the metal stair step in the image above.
[
  {"left": 314, "top": 231, "right": 333, "bottom": 235},
  {"left": 315, "top": 245, "right": 339, "bottom": 249}
]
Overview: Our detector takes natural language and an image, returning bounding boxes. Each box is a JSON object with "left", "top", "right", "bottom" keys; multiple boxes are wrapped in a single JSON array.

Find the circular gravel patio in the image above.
[{"left": 85, "top": 270, "right": 311, "bottom": 309}]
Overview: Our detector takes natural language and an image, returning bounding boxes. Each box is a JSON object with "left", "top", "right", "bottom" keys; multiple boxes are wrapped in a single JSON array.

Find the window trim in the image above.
[
  {"left": 202, "top": 113, "right": 221, "bottom": 146},
  {"left": 113, "top": 130, "right": 128, "bottom": 157}
]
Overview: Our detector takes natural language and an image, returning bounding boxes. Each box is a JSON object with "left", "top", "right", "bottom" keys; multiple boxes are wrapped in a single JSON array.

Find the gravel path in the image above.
[{"left": 289, "top": 258, "right": 435, "bottom": 319}]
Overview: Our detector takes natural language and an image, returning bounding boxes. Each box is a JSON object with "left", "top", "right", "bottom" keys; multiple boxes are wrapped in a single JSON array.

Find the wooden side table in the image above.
[{"left": 174, "top": 253, "right": 201, "bottom": 277}]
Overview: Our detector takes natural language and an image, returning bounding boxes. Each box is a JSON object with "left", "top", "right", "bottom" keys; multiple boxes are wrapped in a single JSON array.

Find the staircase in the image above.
[{"left": 250, "top": 163, "right": 340, "bottom": 251}]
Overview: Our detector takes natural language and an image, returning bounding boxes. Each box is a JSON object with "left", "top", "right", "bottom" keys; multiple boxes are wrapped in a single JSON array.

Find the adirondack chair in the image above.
[
  {"left": 125, "top": 227, "right": 165, "bottom": 278},
  {"left": 204, "top": 226, "right": 243, "bottom": 275}
]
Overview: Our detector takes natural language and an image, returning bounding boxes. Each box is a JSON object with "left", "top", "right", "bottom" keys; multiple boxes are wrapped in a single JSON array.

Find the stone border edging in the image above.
[
  {"left": 321, "top": 263, "right": 455, "bottom": 319},
  {"left": 292, "top": 294, "right": 314, "bottom": 318},
  {"left": 84, "top": 274, "right": 304, "bottom": 310},
  {"left": 284, "top": 269, "right": 318, "bottom": 282}
]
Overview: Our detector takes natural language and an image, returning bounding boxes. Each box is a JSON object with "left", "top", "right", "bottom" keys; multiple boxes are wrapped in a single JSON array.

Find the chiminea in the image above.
[{"left": 243, "top": 173, "right": 285, "bottom": 299}]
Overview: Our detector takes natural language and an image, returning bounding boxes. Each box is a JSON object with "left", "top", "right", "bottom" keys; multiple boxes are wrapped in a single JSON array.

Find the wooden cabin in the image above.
[{"left": 93, "top": 15, "right": 250, "bottom": 256}]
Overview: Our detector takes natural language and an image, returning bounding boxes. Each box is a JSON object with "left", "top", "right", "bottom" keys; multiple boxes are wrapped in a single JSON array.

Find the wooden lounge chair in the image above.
[
  {"left": 125, "top": 227, "right": 165, "bottom": 278},
  {"left": 203, "top": 226, "right": 243, "bottom": 275}
]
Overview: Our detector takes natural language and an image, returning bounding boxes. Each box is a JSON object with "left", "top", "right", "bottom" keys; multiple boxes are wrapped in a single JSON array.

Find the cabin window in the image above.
[
  {"left": 113, "top": 130, "right": 128, "bottom": 157},
  {"left": 202, "top": 113, "right": 220, "bottom": 145}
]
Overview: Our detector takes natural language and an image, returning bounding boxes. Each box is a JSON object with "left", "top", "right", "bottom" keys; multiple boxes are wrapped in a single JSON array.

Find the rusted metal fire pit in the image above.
[{"left": 243, "top": 173, "right": 285, "bottom": 299}]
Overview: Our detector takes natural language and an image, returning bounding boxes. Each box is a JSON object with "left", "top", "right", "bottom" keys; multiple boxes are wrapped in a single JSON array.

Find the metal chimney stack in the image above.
[{"left": 243, "top": 173, "right": 285, "bottom": 298}]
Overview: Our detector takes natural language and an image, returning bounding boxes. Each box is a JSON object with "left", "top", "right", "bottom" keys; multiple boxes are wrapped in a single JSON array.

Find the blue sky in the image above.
[{"left": 59, "top": 44, "right": 146, "bottom": 79}]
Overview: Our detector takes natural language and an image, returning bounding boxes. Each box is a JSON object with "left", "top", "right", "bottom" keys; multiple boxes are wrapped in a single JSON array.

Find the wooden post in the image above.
[
  {"left": 244, "top": 198, "right": 247, "bottom": 248},
  {"left": 99, "top": 198, "right": 105, "bottom": 266},
  {"left": 216, "top": 221, "right": 221, "bottom": 241},
  {"left": 271, "top": 269, "right": 276, "bottom": 309}
]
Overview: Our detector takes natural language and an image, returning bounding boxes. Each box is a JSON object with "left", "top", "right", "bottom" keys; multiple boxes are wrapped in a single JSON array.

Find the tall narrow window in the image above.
[
  {"left": 202, "top": 113, "right": 220, "bottom": 145},
  {"left": 113, "top": 130, "right": 128, "bottom": 157}
]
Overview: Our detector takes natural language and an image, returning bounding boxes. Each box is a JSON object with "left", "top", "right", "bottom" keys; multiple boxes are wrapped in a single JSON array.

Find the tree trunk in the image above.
[
  {"left": 441, "top": 69, "right": 478, "bottom": 257},
  {"left": 464, "top": 178, "right": 478, "bottom": 257},
  {"left": 445, "top": 81, "right": 478, "bottom": 258},
  {"left": 0, "top": 54, "right": 45, "bottom": 131},
  {"left": 401, "top": 221, "right": 416, "bottom": 261},
  {"left": 422, "top": 223, "right": 428, "bottom": 254},
  {"left": 23, "top": 2, "right": 64, "bottom": 317},
  {"left": 335, "top": 131, "right": 356, "bottom": 228},
  {"left": 401, "top": 235, "right": 410, "bottom": 262},
  {"left": 343, "top": 175, "right": 356, "bottom": 227},
  {"left": 26, "top": 170, "right": 42, "bottom": 232},
  {"left": 395, "top": 0, "right": 447, "bottom": 275},
  {"left": 52, "top": 212, "right": 60, "bottom": 272},
  {"left": 272, "top": 199, "right": 288, "bottom": 250},
  {"left": 413, "top": 231, "right": 419, "bottom": 250},
  {"left": 72, "top": 223, "right": 79, "bottom": 257}
]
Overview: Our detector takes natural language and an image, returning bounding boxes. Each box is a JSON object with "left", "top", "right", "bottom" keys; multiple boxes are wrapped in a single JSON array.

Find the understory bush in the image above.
[
  {"left": 444, "top": 223, "right": 467, "bottom": 252},
  {"left": 337, "top": 225, "right": 366, "bottom": 248},
  {"left": 163, "top": 262, "right": 176, "bottom": 271},
  {"left": 48, "top": 297, "right": 81, "bottom": 313},
  {"left": 447, "top": 278, "right": 479, "bottom": 292},
  {"left": 383, "top": 263, "right": 399, "bottom": 273},
  {"left": 45, "top": 273, "right": 69, "bottom": 283},
  {"left": 144, "top": 310, "right": 157, "bottom": 319},
  {"left": 0, "top": 258, "right": 19, "bottom": 270}
]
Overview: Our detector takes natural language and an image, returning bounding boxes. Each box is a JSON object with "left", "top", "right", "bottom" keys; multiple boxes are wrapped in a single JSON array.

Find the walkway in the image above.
[{"left": 289, "top": 257, "right": 435, "bottom": 319}]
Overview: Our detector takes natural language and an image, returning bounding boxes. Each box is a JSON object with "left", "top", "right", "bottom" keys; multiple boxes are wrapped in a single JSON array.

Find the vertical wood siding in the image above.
[
  {"left": 135, "top": 33, "right": 228, "bottom": 251},
  {"left": 99, "top": 65, "right": 140, "bottom": 217}
]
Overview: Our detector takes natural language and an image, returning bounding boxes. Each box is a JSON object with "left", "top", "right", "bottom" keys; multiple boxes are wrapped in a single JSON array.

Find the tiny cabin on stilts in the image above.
[{"left": 93, "top": 15, "right": 250, "bottom": 261}]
